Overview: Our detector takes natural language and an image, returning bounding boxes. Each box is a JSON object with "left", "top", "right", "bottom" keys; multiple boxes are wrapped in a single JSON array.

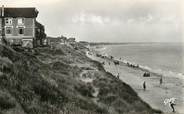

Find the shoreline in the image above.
[
  {"left": 87, "top": 47, "right": 184, "bottom": 114},
  {"left": 94, "top": 45, "right": 184, "bottom": 79}
]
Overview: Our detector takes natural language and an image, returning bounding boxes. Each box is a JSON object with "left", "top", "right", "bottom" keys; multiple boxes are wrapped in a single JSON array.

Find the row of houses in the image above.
[
  {"left": 0, "top": 6, "right": 46, "bottom": 48},
  {"left": 47, "top": 36, "right": 76, "bottom": 46}
]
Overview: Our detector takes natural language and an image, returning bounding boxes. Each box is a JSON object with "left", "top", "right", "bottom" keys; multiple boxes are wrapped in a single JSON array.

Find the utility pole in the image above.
[{"left": 1, "top": 5, "right": 7, "bottom": 45}]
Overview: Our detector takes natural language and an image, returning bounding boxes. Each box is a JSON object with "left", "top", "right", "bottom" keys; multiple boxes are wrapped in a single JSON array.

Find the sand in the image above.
[{"left": 87, "top": 51, "right": 184, "bottom": 114}]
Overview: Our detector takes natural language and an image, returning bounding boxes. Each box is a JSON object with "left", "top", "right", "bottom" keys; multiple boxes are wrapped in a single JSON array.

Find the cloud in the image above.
[{"left": 72, "top": 12, "right": 111, "bottom": 24}]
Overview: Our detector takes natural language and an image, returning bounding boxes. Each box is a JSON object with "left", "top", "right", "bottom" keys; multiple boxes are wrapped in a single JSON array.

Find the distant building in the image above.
[
  {"left": 47, "top": 37, "right": 60, "bottom": 45},
  {"left": 60, "top": 35, "right": 67, "bottom": 44},
  {"left": 79, "top": 41, "right": 89, "bottom": 47},
  {"left": 67, "top": 38, "right": 76, "bottom": 44},
  {"left": 79, "top": 41, "right": 88, "bottom": 45},
  {"left": 0, "top": 6, "right": 46, "bottom": 48}
]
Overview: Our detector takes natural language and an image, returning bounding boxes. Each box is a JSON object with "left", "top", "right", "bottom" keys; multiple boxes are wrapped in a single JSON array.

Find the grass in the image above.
[
  {"left": 0, "top": 91, "right": 16, "bottom": 110},
  {"left": 0, "top": 44, "right": 161, "bottom": 114}
]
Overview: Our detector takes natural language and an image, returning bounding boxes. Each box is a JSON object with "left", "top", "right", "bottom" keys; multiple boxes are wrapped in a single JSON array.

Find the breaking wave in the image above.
[{"left": 118, "top": 58, "right": 184, "bottom": 79}]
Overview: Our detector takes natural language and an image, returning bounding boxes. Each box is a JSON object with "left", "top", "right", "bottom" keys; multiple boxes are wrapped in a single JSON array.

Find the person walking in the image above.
[
  {"left": 117, "top": 73, "right": 120, "bottom": 79},
  {"left": 143, "top": 81, "right": 146, "bottom": 91},
  {"left": 160, "top": 76, "right": 163, "bottom": 85},
  {"left": 170, "top": 101, "right": 176, "bottom": 112}
]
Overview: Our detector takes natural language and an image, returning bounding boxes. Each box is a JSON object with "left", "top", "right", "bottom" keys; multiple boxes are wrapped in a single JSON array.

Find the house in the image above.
[
  {"left": 79, "top": 41, "right": 88, "bottom": 45},
  {"left": 67, "top": 38, "right": 76, "bottom": 44},
  {"left": 46, "top": 35, "right": 68, "bottom": 46},
  {"left": 35, "top": 21, "right": 46, "bottom": 46},
  {"left": 60, "top": 35, "right": 67, "bottom": 44},
  {"left": 46, "top": 37, "right": 62, "bottom": 46},
  {"left": 0, "top": 6, "right": 46, "bottom": 48}
]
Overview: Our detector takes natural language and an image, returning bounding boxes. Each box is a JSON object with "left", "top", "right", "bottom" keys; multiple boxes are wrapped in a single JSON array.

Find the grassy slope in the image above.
[{"left": 0, "top": 44, "right": 161, "bottom": 114}]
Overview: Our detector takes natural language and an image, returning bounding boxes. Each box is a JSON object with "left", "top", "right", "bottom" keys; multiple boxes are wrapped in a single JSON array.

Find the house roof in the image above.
[{"left": 0, "top": 7, "right": 38, "bottom": 18}]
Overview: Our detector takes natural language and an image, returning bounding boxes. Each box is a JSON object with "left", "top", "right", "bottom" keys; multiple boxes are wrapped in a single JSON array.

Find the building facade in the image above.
[
  {"left": 0, "top": 6, "right": 46, "bottom": 48},
  {"left": 35, "top": 21, "right": 47, "bottom": 46}
]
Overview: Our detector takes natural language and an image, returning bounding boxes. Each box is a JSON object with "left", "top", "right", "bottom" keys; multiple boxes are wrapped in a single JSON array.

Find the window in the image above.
[
  {"left": 18, "top": 18, "right": 24, "bottom": 25},
  {"left": 18, "top": 27, "right": 24, "bottom": 35},
  {"left": 5, "top": 18, "right": 13, "bottom": 25},
  {"left": 6, "top": 27, "right": 12, "bottom": 34}
]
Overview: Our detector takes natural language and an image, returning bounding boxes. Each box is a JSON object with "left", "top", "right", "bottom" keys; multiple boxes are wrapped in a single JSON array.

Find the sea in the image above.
[{"left": 99, "top": 43, "right": 184, "bottom": 78}]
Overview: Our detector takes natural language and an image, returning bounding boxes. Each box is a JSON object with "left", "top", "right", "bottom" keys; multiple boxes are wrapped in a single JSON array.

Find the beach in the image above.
[{"left": 87, "top": 47, "right": 184, "bottom": 114}]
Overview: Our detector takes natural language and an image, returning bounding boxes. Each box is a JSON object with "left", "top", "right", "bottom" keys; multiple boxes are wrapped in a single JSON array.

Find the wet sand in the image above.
[{"left": 87, "top": 51, "right": 184, "bottom": 114}]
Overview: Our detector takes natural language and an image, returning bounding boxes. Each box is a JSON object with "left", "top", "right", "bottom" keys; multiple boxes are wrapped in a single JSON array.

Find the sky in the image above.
[{"left": 0, "top": 0, "right": 184, "bottom": 42}]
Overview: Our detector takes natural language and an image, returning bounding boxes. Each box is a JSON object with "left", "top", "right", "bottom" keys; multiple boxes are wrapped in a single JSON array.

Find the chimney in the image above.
[
  {"left": 1, "top": 5, "right": 7, "bottom": 45},
  {"left": 2, "top": 5, "right": 4, "bottom": 17}
]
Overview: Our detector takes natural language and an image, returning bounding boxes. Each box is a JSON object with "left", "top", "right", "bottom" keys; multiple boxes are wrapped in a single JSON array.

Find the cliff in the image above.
[{"left": 0, "top": 44, "right": 161, "bottom": 114}]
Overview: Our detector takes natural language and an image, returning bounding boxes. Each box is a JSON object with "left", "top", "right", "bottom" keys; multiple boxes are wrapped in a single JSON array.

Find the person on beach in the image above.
[
  {"left": 110, "top": 56, "right": 114, "bottom": 60},
  {"left": 170, "top": 101, "right": 176, "bottom": 112},
  {"left": 136, "top": 64, "right": 139, "bottom": 68},
  {"left": 143, "top": 72, "right": 150, "bottom": 77},
  {"left": 113, "top": 61, "right": 119, "bottom": 66},
  {"left": 117, "top": 73, "right": 120, "bottom": 79},
  {"left": 160, "top": 76, "right": 163, "bottom": 85},
  {"left": 143, "top": 81, "right": 146, "bottom": 91}
]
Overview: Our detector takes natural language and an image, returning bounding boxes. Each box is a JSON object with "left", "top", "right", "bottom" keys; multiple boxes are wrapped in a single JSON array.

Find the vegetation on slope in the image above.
[{"left": 0, "top": 44, "right": 161, "bottom": 114}]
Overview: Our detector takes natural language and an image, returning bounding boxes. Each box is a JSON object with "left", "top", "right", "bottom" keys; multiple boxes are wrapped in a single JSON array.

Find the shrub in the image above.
[
  {"left": 0, "top": 45, "right": 20, "bottom": 62},
  {"left": 75, "top": 83, "right": 94, "bottom": 97},
  {"left": 52, "top": 49, "right": 65, "bottom": 55},
  {"left": 0, "top": 94, "right": 16, "bottom": 110},
  {"left": 52, "top": 61, "right": 69, "bottom": 71},
  {"left": 33, "top": 80, "right": 67, "bottom": 105}
]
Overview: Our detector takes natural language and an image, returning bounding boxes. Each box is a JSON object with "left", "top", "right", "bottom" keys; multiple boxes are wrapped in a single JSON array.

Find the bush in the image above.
[
  {"left": 0, "top": 57, "right": 13, "bottom": 73},
  {"left": 33, "top": 80, "right": 66, "bottom": 105},
  {"left": 75, "top": 83, "right": 94, "bottom": 97},
  {"left": 52, "top": 61, "right": 69, "bottom": 70},
  {"left": 0, "top": 94, "right": 16, "bottom": 110},
  {"left": 52, "top": 49, "right": 65, "bottom": 55},
  {"left": 0, "top": 45, "right": 20, "bottom": 62}
]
